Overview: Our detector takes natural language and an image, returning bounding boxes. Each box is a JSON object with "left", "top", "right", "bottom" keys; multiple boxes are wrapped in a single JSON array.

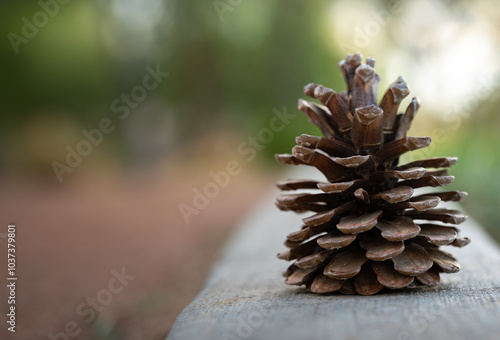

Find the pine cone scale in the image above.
[
  {"left": 311, "top": 274, "right": 344, "bottom": 293},
  {"left": 376, "top": 217, "right": 421, "bottom": 242},
  {"left": 317, "top": 230, "right": 356, "bottom": 250},
  {"left": 324, "top": 247, "right": 367, "bottom": 280},
  {"left": 391, "top": 242, "right": 434, "bottom": 276},
  {"left": 372, "top": 261, "right": 414, "bottom": 288},
  {"left": 353, "top": 265, "right": 384, "bottom": 296}
]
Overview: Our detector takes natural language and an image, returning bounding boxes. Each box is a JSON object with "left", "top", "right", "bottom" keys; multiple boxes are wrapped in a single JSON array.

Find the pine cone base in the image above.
[{"left": 275, "top": 53, "right": 470, "bottom": 295}]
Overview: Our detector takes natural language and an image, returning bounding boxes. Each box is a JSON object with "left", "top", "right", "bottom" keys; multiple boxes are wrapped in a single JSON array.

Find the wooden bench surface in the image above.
[{"left": 167, "top": 174, "right": 500, "bottom": 340}]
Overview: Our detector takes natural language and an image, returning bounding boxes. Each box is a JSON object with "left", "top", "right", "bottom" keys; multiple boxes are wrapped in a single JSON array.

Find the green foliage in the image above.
[
  {"left": 438, "top": 98, "right": 500, "bottom": 241},
  {"left": 0, "top": 0, "right": 498, "bottom": 240}
]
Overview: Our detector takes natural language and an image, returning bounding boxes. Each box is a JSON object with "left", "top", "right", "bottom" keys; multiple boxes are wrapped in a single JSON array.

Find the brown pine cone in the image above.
[{"left": 275, "top": 52, "right": 470, "bottom": 295}]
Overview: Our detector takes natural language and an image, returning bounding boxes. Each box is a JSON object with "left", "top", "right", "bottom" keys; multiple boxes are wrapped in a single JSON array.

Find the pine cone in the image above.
[{"left": 275, "top": 53, "right": 470, "bottom": 295}]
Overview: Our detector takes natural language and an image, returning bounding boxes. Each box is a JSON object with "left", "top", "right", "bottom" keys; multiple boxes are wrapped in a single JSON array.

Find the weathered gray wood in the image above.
[{"left": 168, "top": 171, "right": 500, "bottom": 340}]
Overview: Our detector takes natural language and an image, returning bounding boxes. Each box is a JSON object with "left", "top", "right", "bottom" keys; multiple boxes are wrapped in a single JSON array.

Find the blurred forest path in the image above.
[{"left": 0, "top": 169, "right": 275, "bottom": 339}]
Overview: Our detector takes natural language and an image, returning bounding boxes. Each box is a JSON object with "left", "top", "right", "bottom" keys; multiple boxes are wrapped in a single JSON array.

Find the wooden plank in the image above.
[{"left": 167, "top": 178, "right": 500, "bottom": 340}]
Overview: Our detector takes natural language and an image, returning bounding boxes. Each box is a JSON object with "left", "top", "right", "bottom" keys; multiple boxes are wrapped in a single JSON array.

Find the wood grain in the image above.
[{"left": 167, "top": 177, "right": 500, "bottom": 340}]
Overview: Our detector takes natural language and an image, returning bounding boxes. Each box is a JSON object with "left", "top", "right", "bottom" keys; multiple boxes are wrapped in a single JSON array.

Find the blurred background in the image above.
[{"left": 0, "top": 0, "right": 499, "bottom": 339}]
